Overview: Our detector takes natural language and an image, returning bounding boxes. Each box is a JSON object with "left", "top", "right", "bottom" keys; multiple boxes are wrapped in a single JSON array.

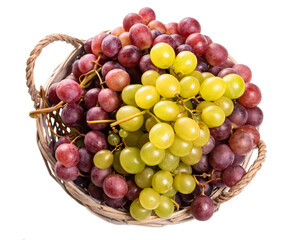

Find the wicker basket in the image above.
[{"left": 26, "top": 33, "right": 266, "bottom": 227}]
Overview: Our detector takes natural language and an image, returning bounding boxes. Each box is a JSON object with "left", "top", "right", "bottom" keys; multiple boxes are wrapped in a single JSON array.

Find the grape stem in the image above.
[
  {"left": 147, "top": 110, "right": 161, "bottom": 123},
  {"left": 29, "top": 100, "right": 65, "bottom": 118},
  {"left": 110, "top": 110, "right": 148, "bottom": 128},
  {"left": 170, "top": 198, "right": 180, "bottom": 211},
  {"left": 87, "top": 119, "right": 115, "bottom": 124}
]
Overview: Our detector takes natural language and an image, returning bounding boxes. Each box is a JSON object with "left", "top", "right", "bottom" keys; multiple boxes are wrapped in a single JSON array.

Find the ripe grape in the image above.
[
  {"left": 154, "top": 195, "right": 174, "bottom": 218},
  {"left": 61, "top": 103, "right": 84, "bottom": 127},
  {"left": 210, "top": 118, "right": 232, "bottom": 141},
  {"left": 174, "top": 51, "right": 197, "bottom": 75},
  {"left": 72, "top": 59, "right": 82, "bottom": 80},
  {"left": 200, "top": 77, "right": 226, "bottom": 101},
  {"left": 202, "top": 71, "right": 214, "bottom": 80},
  {"left": 213, "top": 96, "right": 234, "bottom": 116},
  {"left": 90, "top": 166, "right": 113, "bottom": 187},
  {"left": 179, "top": 76, "right": 200, "bottom": 98},
  {"left": 84, "top": 88, "right": 101, "bottom": 109},
  {"left": 205, "top": 43, "right": 228, "bottom": 66},
  {"left": 192, "top": 121, "right": 210, "bottom": 147},
  {"left": 222, "top": 74, "right": 246, "bottom": 99},
  {"left": 235, "top": 124, "right": 260, "bottom": 146},
  {"left": 55, "top": 162, "right": 79, "bottom": 181},
  {"left": 217, "top": 68, "right": 238, "bottom": 78},
  {"left": 201, "top": 136, "right": 215, "bottom": 154},
  {"left": 139, "top": 188, "right": 161, "bottom": 210},
  {"left": 155, "top": 74, "right": 180, "bottom": 98},
  {"left": 174, "top": 117, "right": 200, "bottom": 141},
  {"left": 101, "top": 61, "right": 126, "bottom": 78},
  {"left": 135, "top": 167, "right": 155, "bottom": 188},
  {"left": 186, "top": 33, "right": 208, "bottom": 56},
  {"left": 88, "top": 182, "right": 104, "bottom": 201},
  {"left": 101, "top": 35, "right": 122, "bottom": 58},
  {"left": 116, "top": 106, "right": 144, "bottom": 132},
  {"left": 55, "top": 143, "right": 79, "bottom": 168},
  {"left": 103, "top": 194, "right": 127, "bottom": 208},
  {"left": 174, "top": 173, "right": 196, "bottom": 194},
  {"left": 149, "top": 123, "right": 175, "bottom": 149},
  {"left": 238, "top": 83, "right": 262, "bottom": 108},
  {"left": 208, "top": 66, "right": 223, "bottom": 76},
  {"left": 84, "top": 130, "right": 108, "bottom": 154},
  {"left": 119, "top": 32, "right": 132, "bottom": 47},
  {"left": 158, "top": 150, "right": 180, "bottom": 171},
  {"left": 98, "top": 88, "right": 121, "bottom": 112},
  {"left": 209, "top": 144, "right": 234, "bottom": 171},
  {"left": 56, "top": 79, "right": 82, "bottom": 104},
  {"left": 192, "top": 154, "right": 211, "bottom": 173},
  {"left": 173, "top": 162, "right": 192, "bottom": 175},
  {"left": 134, "top": 85, "right": 160, "bottom": 109},
  {"left": 126, "top": 180, "right": 142, "bottom": 201},
  {"left": 165, "top": 22, "right": 179, "bottom": 34},
  {"left": 229, "top": 131, "right": 253, "bottom": 155},
  {"left": 121, "top": 84, "right": 142, "bottom": 107},
  {"left": 111, "top": 26, "right": 125, "bottom": 37},
  {"left": 190, "top": 195, "right": 214, "bottom": 221},
  {"left": 54, "top": 136, "right": 71, "bottom": 152},
  {"left": 139, "top": 54, "right": 165, "bottom": 73},
  {"left": 47, "top": 83, "right": 61, "bottom": 105},
  {"left": 228, "top": 103, "right": 248, "bottom": 128},
  {"left": 140, "top": 142, "right": 165, "bottom": 166},
  {"left": 123, "top": 13, "right": 144, "bottom": 31},
  {"left": 148, "top": 20, "right": 166, "bottom": 34},
  {"left": 245, "top": 106, "right": 263, "bottom": 127},
  {"left": 86, "top": 106, "right": 109, "bottom": 130},
  {"left": 201, "top": 105, "right": 225, "bottom": 128},
  {"left": 153, "top": 34, "right": 177, "bottom": 49},
  {"left": 130, "top": 198, "right": 152, "bottom": 221},
  {"left": 129, "top": 23, "right": 153, "bottom": 50},
  {"left": 141, "top": 70, "right": 160, "bottom": 86},
  {"left": 139, "top": 7, "right": 156, "bottom": 24},
  {"left": 103, "top": 174, "right": 128, "bottom": 199},
  {"left": 93, "top": 149, "right": 114, "bottom": 169},
  {"left": 152, "top": 170, "right": 173, "bottom": 194},
  {"left": 105, "top": 69, "right": 131, "bottom": 92},
  {"left": 222, "top": 165, "right": 246, "bottom": 187},
  {"left": 181, "top": 146, "right": 202, "bottom": 165},
  {"left": 232, "top": 154, "right": 246, "bottom": 166},
  {"left": 171, "top": 34, "right": 185, "bottom": 47},
  {"left": 169, "top": 135, "right": 193, "bottom": 157},
  {"left": 150, "top": 43, "right": 175, "bottom": 69},
  {"left": 192, "top": 177, "right": 213, "bottom": 197},
  {"left": 151, "top": 29, "right": 162, "bottom": 40},
  {"left": 120, "top": 147, "right": 145, "bottom": 174},
  {"left": 79, "top": 54, "right": 97, "bottom": 74},
  {"left": 178, "top": 17, "right": 201, "bottom": 39},
  {"left": 153, "top": 100, "right": 179, "bottom": 121},
  {"left": 118, "top": 45, "right": 142, "bottom": 68},
  {"left": 175, "top": 44, "right": 194, "bottom": 55},
  {"left": 77, "top": 147, "right": 93, "bottom": 172},
  {"left": 91, "top": 32, "right": 109, "bottom": 56},
  {"left": 233, "top": 64, "right": 252, "bottom": 83}
]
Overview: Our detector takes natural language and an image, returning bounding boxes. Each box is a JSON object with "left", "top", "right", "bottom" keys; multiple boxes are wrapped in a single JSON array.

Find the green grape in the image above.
[
  {"left": 174, "top": 51, "right": 197, "bottom": 75},
  {"left": 181, "top": 146, "right": 203, "bottom": 165},
  {"left": 154, "top": 195, "right": 174, "bottom": 218},
  {"left": 201, "top": 105, "right": 225, "bottom": 128},
  {"left": 152, "top": 170, "right": 173, "bottom": 194},
  {"left": 196, "top": 101, "right": 215, "bottom": 111},
  {"left": 176, "top": 104, "right": 189, "bottom": 119},
  {"left": 134, "top": 85, "right": 160, "bottom": 109},
  {"left": 125, "top": 130, "right": 144, "bottom": 147},
  {"left": 139, "top": 188, "right": 161, "bottom": 210},
  {"left": 169, "top": 135, "right": 193, "bottom": 157},
  {"left": 135, "top": 167, "right": 155, "bottom": 188},
  {"left": 119, "top": 129, "right": 128, "bottom": 138},
  {"left": 180, "top": 76, "right": 200, "bottom": 98},
  {"left": 202, "top": 72, "right": 214, "bottom": 80},
  {"left": 183, "top": 100, "right": 193, "bottom": 110},
  {"left": 140, "top": 141, "right": 165, "bottom": 166},
  {"left": 130, "top": 198, "right": 152, "bottom": 221},
  {"left": 116, "top": 106, "right": 144, "bottom": 132},
  {"left": 213, "top": 96, "right": 234, "bottom": 116},
  {"left": 200, "top": 77, "right": 226, "bottom": 101},
  {"left": 93, "top": 149, "right": 114, "bottom": 169},
  {"left": 162, "top": 185, "right": 177, "bottom": 197},
  {"left": 174, "top": 117, "right": 200, "bottom": 142},
  {"left": 121, "top": 84, "right": 142, "bottom": 106},
  {"left": 138, "top": 133, "right": 149, "bottom": 148},
  {"left": 156, "top": 74, "right": 181, "bottom": 98},
  {"left": 141, "top": 70, "right": 160, "bottom": 86},
  {"left": 173, "top": 173, "right": 196, "bottom": 194},
  {"left": 192, "top": 121, "right": 210, "bottom": 147},
  {"left": 149, "top": 123, "right": 175, "bottom": 149},
  {"left": 173, "top": 162, "right": 192, "bottom": 175},
  {"left": 153, "top": 100, "right": 180, "bottom": 121},
  {"left": 158, "top": 150, "right": 180, "bottom": 171},
  {"left": 119, "top": 147, "right": 145, "bottom": 174},
  {"left": 112, "top": 150, "right": 128, "bottom": 174},
  {"left": 107, "top": 133, "right": 120, "bottom": 146},
  {"left": 222, "top": 74, "right": 246, "bottom": 99},
  {"left": 187, "top": 70, "right": 204, "bottom": 84},
  {"left": 145, "top": 116, "right": 158, "bottom": 132},
  {"left": 150, "top": 43, "right": 175, "bottom": 69}
]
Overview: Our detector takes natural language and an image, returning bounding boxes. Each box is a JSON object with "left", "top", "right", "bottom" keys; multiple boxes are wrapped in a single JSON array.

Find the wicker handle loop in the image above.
[
  {"left": 214, "top": 140, "right": 266, "bottom": 206},
  {"left": 26, "top": 33, "right": 84, "bottom": 108}
]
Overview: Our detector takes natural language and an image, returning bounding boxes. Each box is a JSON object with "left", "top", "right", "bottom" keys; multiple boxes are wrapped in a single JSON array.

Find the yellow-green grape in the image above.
[
  {"left": 169, "top": 135, "right": 193, "bottom": 157},
  {"left": 158, "top": 150, "right": 180, "bottom": 171},
  {"left": 222, "top": 74, "right": 246, "bottom": 99},
  {"left": 135, "top": 167, "right": 155, "bottom": 188},
  {"left": 139, "top": 188, "right": 161, "bottom": 210},
  {"left": 179, "top": 76, "right": 200, "bottom": 98},
  {"left": 130, "top": 198, "right": 152, "bottom": 221},
  {"left": 138, "top": 133, "right": 149, "bottom": 148},
  {"left": 112, "top": 150, "right": 128, "bottom": 175},
  {"left": 156, "top": 74, "right": 181, "bottom": 98},
  {"left": 119, "top": 147, "right": 145, "bottom": 174},
  {"left": 173, "top": 173, "right": 196, "bottom": 194},
  {"left": 149, "top": 123, "right": 175, "bottom": 149},
  {"left": 119, "top": 129, "right": 128, "bottom": 138},
  {"left": 176, "top": 104, "right": 189, "bottom": 119},
  {"left": 145, "top": 116, "right": 158, "bottom": 132},
  {"left": 150, "top": 43, "right": 175, "bottom": 69},
  {"left": 140, "top": 142, "right": 165, "bottom": 166},
  {"left": 154, "top": 195, "right": 174, "bottom": 218},
  {"left": 163, "top": 185, "right": 177, "bottom": 197},
  {"left": 202, "top": 72, "right": 214, "bottom": 80},
  {"left": 188, "top": 70, "right": 205, "bottom": 84},
  {"left": 116, "top": 106, "right": 144, "bottom": 132},
  {"left": 213, "top": 96, "right": 234, "bottom": 116},
  {"left": 153, "top": 100, "right": 180, "bottom": 121},
  {"left": 173, "top": 162, "right": 192, "bottom": 175},
  {"left": 192, "top": 121, "right": 210, "bottom": 147},
  {"left": 152, "top": 170, "right": 173, "bottom": 194},
  {"left": 125, "top": 130, "right": 144, "bottom": 147},
  {"left": 107, "top": 133, "right": 120, "bottom": 146},
  {"left": 174, "top": 51, "right": 197, "bottom": 75},
  {"left": 181, "top": 146, "right": 203, "bottom": 165},
  {"left": 196, "top": 101, "right": 215, "bottom": 111},
  {"left": 93, "top": 149, "right": 114, "bottom": 169},
  {"left": 201, "top": 105, "right": 225, "bottom": 128},
  {"left": 121, "top": 84, "right": 142, "bottom": 106},
  {"left": 135, "top": 86, "right": 160, "bottom": 109},
  {"left": 169, "top": 65, "right": 178, "bottom": 78},
  {"left": 174, "top": 117, "right": 200, "bottom": 141},
  {"left": 141, "top": 70, "right": 160, "bottom": 86},
  {"left": 200, "top": 77, "right": 226, "bottom": 101}
]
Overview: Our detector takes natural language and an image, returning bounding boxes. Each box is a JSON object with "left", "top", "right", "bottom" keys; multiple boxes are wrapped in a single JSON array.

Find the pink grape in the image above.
[
  {"left": 105, "top": 69, "right": 131, "bottom": 92},
  {"left": 55, "top": 143, "right": 79, "bottom": 167},
  {"left": 79, "top": 54, "right": 98, "bottom": 74},
  {"left": 84, "top": 88, "right": 101, "bottom": 109},
  {"left": 90, "top": 166, "right": 113, "bottom": 187},
  {"left": 238, "top": 83, "right": 262, "bottom": 108},
  {"left": 56, "top": 79, "right": 82, "bottom": 104},
  {"left": 148, "top": 20, "right": 166, "bottom": 34},
  {"left": 222, "top": 165, "right": 246, "bottom": 187},
  {"left": 101, "top": 61, "right": 126, "bottom": 78},
  {"left": 233, "top": 64, "right": 252, "bottom": 83},
  {"left": 139, "top": 7, "right": 156, "bottom": 24},
  {"left": 165, "top": 22, "right": 178, "bottom": 34},
  {"left": 186, "top": 33, "right": 208, "bottom": 56},
  {"left": 72, "top": 59, "right": 82, "bottom": 80},
  {"left": 178, "top": 17, "right": 201, "bottom": 39},
  {"left": 153, "top": 34, "right": 177, "bottom": 49},
  {"left": 101, "top": 35, "right": 122, "bottom": 58},
  {"left": 103, "top": 174, "right": 128, "bottom": 199},
  {"left": 129, "top": 23, "right": 153, "bottom": 50},
  {"left": 86, "top": 106, "right": 109, "bottom": 130},
  {"left": 84, "top": 130, "right": 108, "bottom": 154},
  {"left": 205, "top": 43, "right": 228, "bottom": 66},
  {"left": 55, "top": 162, "right": 79, "bottom": 181},
  {"left": 91, "top": 32, "right": 109, "bottom": 56},
  {"left": 84, "top": 37, "right": 93, "bottom": 54},
  {"left": 98, "top": 88, "right": 121, "bottom": 112},
  {"left": 123, "top": 13, "right": 144, "bottom": 31},
  {"left": 54, "top": 136, "right": 70, "bottom": 152}
]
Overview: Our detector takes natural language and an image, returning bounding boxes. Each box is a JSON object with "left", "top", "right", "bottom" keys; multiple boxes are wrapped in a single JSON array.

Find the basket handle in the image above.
[
  {"left": 214, "top": 140, "right": 266, "bottom": 207},
  {"left": 26, "top": 33, "right": 84, "bottom": 109}
]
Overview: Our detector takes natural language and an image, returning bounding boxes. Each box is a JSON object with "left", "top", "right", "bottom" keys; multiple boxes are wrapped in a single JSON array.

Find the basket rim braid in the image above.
[{"left": 26, "top": 34, "right": 266, "bottom": 227}]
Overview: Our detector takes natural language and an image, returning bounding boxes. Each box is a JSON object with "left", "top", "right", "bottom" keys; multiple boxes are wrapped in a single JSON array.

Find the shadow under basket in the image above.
[{"left": 26, "top": 33, "right": 267, "bottom": 227}]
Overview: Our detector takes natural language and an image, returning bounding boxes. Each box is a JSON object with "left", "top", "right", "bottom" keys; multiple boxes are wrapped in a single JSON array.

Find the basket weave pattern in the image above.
[{"left": 26, "top": 34, "right": 266, "bottom": 227}]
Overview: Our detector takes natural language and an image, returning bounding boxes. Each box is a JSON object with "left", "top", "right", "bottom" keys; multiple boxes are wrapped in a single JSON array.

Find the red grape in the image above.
[
  {"left": 84, "top": 130, "right": 108, "bottom": 154},
  {"left": 129, "top": 23, "right": 153, "bottom": 50},
  {"left": 229, "top": 131, "right": 253, "bottom": 155},
  {"left": 208, "top": 66, "right": 223, "bottom": 76},
  {"left": 84, "top": 37, "right": 93, "bottom": 54},
  {"left": 210, "top": 118, "right": 232, "bottom": 141},
  {"left": 101, "top": 35, "right": 122, "bottom": 58},
  {"left": 55, "top": 162, "right": 79, "bottom": 181},
  {"left": 205, "top": 43, "right": 228, "bottom": 66},
  {"left": 222, "top": 165, "right": 246, "bottom": 187},
  {"left": 119, "top": 32, "right": 132, "bottom": 47},
  {"left": 153, "top": 34, "right": 177, "bottom": 49},
  {"left": 170, "top": 34, "right": 185, "bottom": 47},
  {"left": 245, "top": 106, "right": 263, "bottom": 127},
  {"left": 196, "top": 56, "right": 208, "bottom": 72},
  {"left": 86, "top": 106, "right": 109, "bottom": 130},
  {"left": 98, "top": 88, "right": 121, "bottom": 112},
  {"left": 61, "top": 103, "right": 84, "bottom": 127},
  {"left": 238, "top": 83, "right": 262, "bottom": 108},
  {"left": 209, "top": 144, "right": 234, "bottom": 171},
  {"left": 192, "top": 154, "right": 211, "bottom": 173},
  {"left": 72, "top": 59, "right": 82, "bottom": 80},
  {"left": 105, "top": 69, "right": 131, "bottom": 92},
  {"left": 175, "top": 44, "right": 194, "bottom": 55},
  {"left": 151, "top": 29, "right": 162, "bottom": 40},
  {"left": 123, "top": 13, "right": 144, "bottom": 31},
  {"left": 165, "top": 22, "right": 178, "bottom": 34},
  {"left": 204, "top": 35, "right": 213, "bottom": 45},
  {"left": 178, "top": 17, "right": 201, "bottom": 39},
  {"left": 90, "top": 166, "right": 113, "bottom": 187},
  {"left": 235, "top": 124, "right": 260, "bottom": 146},
  {"left": 103, "top": 174, "right": 128, "bottom": 199},
  {"left": 232, "top": 154, "right": 246, "bottom": 166},
  {"left": 202, "top": 136, "right": 215, "bottom": 154},
  {"left": 210, "top": 170, "right": 225, "bottom": 187},
  {"left": 47, "top": 83, "right": 61, "bottom": 105},
  {"left": 125, "top": 180, "right": 142, "bottom": 201},
  {"left": 79, "top": 54, "right": 98, "bottom": 74},
  {"left": 220, "top": 58, "right": 235, "bottom": 68},
  {"left": 84, "top": 88, "right": 101, "bottom": 109},
  {"left": 91, "top": 32, "right": 109, "bottom": 56},
  {"left": 233, "top": 64, "right": 252, "bottom": 83},
  {"left": 56, "top": 79, "right": 82, "bottom": 104},
  {"left": 192, "top": 177, "right": 213, "bottom": 197},
  {"left": 111, "top": 26, "right": 125, "bottom": 37},
  {"left": 55, "top": 143, "right": 79, "bottom": 167},
  {"left": 190, "top": 195, "right": 214, "bottom": 221},
  {"left": 118, "top": 45, "right": 143, "bottom": 68},
  {"left": 77, "top": 147, "right": 93, "bottom": 172},
  {"left": 139, "top": 54, "right": 166, "bottom": 74},
  {"left": 88, "top": 182, "right": 104, "bottom": 201},
  {"left": 139, "top": 7, "right": 156, "bottom": 24},
  {"left": 101, "top": 61, "right": 125, "bottom": 78},
  {"left": 186, "top": 33, "right": 208, "bottom": 56},
  {"left": 228, "top": 103, "right": 248, "bottom": 128},
  {"left": 217, "top": 68, "right": 238, "bottom": 78},
  {"left": 103, "top": 194, "right": 127, "bottom": 208},
  {"left": 148, "top": 20, "right": 166, "bottom": 34},
  {"left": 54, "top": 136, "right": 70, "bottom": 152}
]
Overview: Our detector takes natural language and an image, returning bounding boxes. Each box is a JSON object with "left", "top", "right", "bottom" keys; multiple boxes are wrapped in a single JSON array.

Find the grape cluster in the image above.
[{"left": 44, "top": 7, "right": 263, "bottom": 222}]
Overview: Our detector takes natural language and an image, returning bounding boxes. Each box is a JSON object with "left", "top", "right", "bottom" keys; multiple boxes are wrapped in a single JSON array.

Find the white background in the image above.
[{"left": 1, "top": 0, "right": 287, "bottom": 239}]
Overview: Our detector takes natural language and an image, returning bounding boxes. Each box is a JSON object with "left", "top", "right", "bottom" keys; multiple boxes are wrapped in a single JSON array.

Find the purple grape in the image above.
[
  {"left": 125, "top": 180, "right": 142, "bottom": 201},
  {"left": 90, "top": 166, "right": 113, "bottom": 187},
  {"left": 139, "top": 54, "right": 166, "bottom": 74},
  {"left": 47, "top": 83, "right": 61, "bottom": 105},
  {"left": 229, "top": 131, "right": 253, "bottom": 155},
  {"left": 79, "top": 54, "right": 98, "bottom": 74},
  {"left": 201, "top": 136, "right": 215, "bottom": 154},
  {"left": 192, "top": 154, "right": 211, "bottom": 173},
  {"left": 72, "top": 60, "right": 82, "bottom": 80},
  {"left": 217, "top": 68, "right": 238, "bottom": 78},
  {"left": 101, "top": 61, "right": 126, "bottom": 78},
  {"left": 88, "top": 182, "right": 104, "bottom": 201},
  {"left": 118, "top": 45, "right": 142, "bottom": 68},
  {"left": 190, "top": 195, "right": 214, "bottom": 221},
  {"left": 228, "top": 103, "right": 248, "bottom": 128},
  {"left": 151, "top": 29, "right": 162, "bottom": 40},
  {"left": 86, "top": 106, "right": 109, "bottom": 130},
  {"left": 103, "top": 174, "right": 128, "bottom": 199},
  {"left": 192, "top": 177, "right": 213, "bottom": 197},
  {"left": 73, "top": 176, "right": 90, "bottom": 189},
  {"left": 210, "top": 118, "right": 232, "bottom": 141},
  {"left": 84, "top": 37, "right": 93, "bottom": 54},
  {"left": 126, "top": 66, "right": 143, "bottom": 84},
  {"left": 101, "top": 35, "right": 122, "bottom": 58},
  {"left": 205, "top": 43, "right": 228, "bottom": 66},
  {"left": 232, "top": 154, "right": 246, "bottom": 166},
  {"left": 170, "top": 34, "right": 185, "bottom": 47},
  {"left": 103, "top": 194, "right": 127, "bottom": 208},
  {"left": 98, "top": 88, "right": 121, "bottom": 113},
  {"left": 84, "top": 88, "right": 101, "bottom": 109},
  {"left": 208, "top": 66, "right": 223, "bottom": 76},
  {"left": 175, "top": 44, "right": 194, "bottom": 55},
  {"left": 209, "top": 144, "right": 234, "bottom": 171},
  {"left": 54, "top": 136, "right": 71, "bottom": 152},
  {"left": 84, "top": 130, "right": 108, "bottom": 154},
  {"left": 153, "top": 34, "right": 177, "bottom": 49},
  {"left": 61, "top": 103, "right": 84, "bottom": 127},
  {"left": 77, "top": 147, "right": 93, "bottom": 172},
  {"left": 196, "top": 56, "right": 208, "bottom": 72},
  {"left": 210, "top": 170, "right": 225, "bottom": 187},
  {"left": 222, "top": 165, "right": 246, "bottom": 187},
  {"left": 245, "top": 106, "right": 263, "bottom": 127},
  {"left": 55, "top": 162, "right": 79, "bottom": 181}
]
